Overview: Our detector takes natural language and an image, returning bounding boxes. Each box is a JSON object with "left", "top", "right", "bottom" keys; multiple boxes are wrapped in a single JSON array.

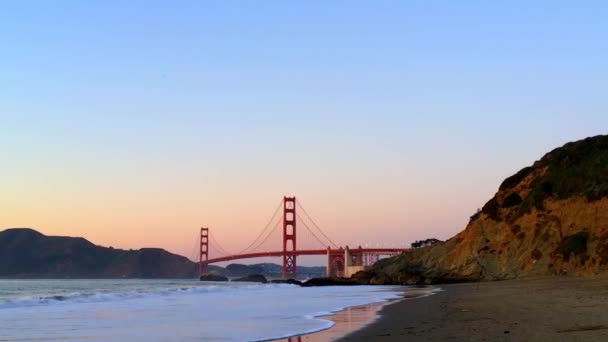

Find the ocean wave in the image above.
[
  {"left": 0, "top": 282, "right": 295, "bottom": 309},
  {"left": 0, "top": 282, "right": 411, "bottom": 341}
]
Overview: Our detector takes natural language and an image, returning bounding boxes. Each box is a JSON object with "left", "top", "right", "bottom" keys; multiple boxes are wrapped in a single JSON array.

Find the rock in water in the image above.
[
  {"left": 270, "top": 278, "right": 303, "bottom": 286},
  {"left": 200, "top": 274, "right": 228, "bottom": 282},
  {"left": 302, "top": 277, "right": 360, "bottom": 286},
  {"left": 232, "top": 274, "right": 268, "bottom": 283}
]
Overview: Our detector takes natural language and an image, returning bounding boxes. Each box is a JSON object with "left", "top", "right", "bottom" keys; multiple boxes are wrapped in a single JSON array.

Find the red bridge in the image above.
[{"left": 199, "top": 196, "right": 409, "bottom": 278}]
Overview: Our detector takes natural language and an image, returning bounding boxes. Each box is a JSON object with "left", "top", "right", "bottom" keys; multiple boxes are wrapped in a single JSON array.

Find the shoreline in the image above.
[
  {"left": 272, "top": 301, "right": 389, "bottom": 342},
  {"left": 338, "top": 275, "right": 608, "bottom": 341},
  {"left": 273, "top": 286, "right": 439, "bottom": 342}
]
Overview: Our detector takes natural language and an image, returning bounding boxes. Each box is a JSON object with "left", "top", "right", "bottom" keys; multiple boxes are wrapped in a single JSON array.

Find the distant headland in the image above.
[{"left": 0, "top": 228, "right": 324, "bottom": 279}]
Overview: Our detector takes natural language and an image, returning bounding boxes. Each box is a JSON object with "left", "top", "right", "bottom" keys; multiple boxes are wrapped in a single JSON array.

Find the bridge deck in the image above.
[{"left": 203, "top": 248, "right": 408, "bottom": 264}]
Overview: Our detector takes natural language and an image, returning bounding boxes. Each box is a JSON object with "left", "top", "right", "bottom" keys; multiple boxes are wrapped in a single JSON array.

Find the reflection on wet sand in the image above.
[
  {"left": 276, "top": 301, "right": 387, "bottom": 342},
  {"left": 274, "top": 288, "right": 439, "bottom": 342}
]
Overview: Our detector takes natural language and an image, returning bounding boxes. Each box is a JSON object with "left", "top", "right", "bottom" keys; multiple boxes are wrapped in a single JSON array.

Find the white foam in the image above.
[{"left": 0, "top": 281, "right": 405, "bottom": 341}]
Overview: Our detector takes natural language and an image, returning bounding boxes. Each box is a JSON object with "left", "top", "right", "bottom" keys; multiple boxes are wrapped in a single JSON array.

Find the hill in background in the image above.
[
  {"left": 0, "top": 228, "right": 325, "bottom": 279},
  {"left": 0, "top": 228, "right": 196, "bottom": 278}
]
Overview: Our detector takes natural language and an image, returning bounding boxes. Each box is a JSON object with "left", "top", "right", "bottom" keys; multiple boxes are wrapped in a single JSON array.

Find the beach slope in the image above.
[{"left": 340, "top": 276, "right": 608, "bottom": 341}]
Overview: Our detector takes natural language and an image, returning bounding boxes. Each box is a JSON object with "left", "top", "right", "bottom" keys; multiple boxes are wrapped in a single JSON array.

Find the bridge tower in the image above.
[
  {"left": 199, "top": 227, "right": 209, "bottom": 277},
  {"left": 282, "top": 196, "right": 297, "bottom": 278}
]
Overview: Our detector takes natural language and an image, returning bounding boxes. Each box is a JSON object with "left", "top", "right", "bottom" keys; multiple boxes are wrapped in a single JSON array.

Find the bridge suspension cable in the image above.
[
  {"left": 199, "top": 196, "right": 410, "bottom": 279},
  {"left": 245, "top": 214, "right": 282, "bottom": 253},
  {"left": 208, "top": 231, "right": 233, "bottom": 256},
  {"left": 208, "top": 244, "right": 226, "bottom": 258},
  {"left": 189, "top": 229, "right": 201, "bottom": 262},
  {"left": 296, "top": 212, "right": 325, "bottom": 247},
  {"left": 236, "top": 198, "right": 284, "bottom": 255},
  {"left": 296, "top": 199, "right": 338, "bottom": 248}
]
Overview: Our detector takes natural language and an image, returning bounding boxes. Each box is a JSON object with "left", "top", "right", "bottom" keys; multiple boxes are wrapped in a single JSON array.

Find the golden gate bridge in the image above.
[{"left": 198, "top": 196, "right": 409, "bottom": 278}]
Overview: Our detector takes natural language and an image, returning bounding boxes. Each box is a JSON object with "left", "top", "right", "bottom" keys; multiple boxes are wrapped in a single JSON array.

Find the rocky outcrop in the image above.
[
  {"left": 232, "top": 274, "right": 268, "bottom": 283},
  {"left": 350, "top": 270, "right": 394, "bottom": 285},
  {"left": 270, "top": 278, "right": 303, "bottom": 286},
  {"left": 375, "top": 135, "right": 608, "bottom": 284},
  {"left": 302, "top": 277, "right": 360, "bottom": 286},
  {"left": 200, "top": 274, "right": 228, "bottom": 281}
]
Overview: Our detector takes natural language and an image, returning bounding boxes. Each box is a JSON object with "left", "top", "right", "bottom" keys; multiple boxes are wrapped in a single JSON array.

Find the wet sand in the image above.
[
  {"left": 339, "top": 276, "right": 608, "bottom": 341},
  {"left": 273, "top": 301, "right": 388, "bottom": 342},
  {"left": 274, "top": 288, "right": 435, "bottom": 342}
]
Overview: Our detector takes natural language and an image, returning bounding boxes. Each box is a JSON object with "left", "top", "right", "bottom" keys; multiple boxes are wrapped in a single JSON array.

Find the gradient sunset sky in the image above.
[{"left": 2, "top": 1, "right": 607, "bottom": 263}]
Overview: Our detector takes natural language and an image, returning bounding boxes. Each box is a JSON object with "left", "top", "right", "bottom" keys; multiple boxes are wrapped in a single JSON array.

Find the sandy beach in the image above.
[
  {"left": 274, "top": 301, "right": 387, "bottom": 342},
  {"left": 335, "top": 276, "right": 608, "bottom": 341},
  {"left": 274, "top": 287, "right": 439, "bottom": 341}
]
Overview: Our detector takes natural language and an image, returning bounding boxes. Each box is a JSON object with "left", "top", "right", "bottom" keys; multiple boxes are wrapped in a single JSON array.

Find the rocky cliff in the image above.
[{"left": 372, "top": 135, "right": 608, "bottom": 284}]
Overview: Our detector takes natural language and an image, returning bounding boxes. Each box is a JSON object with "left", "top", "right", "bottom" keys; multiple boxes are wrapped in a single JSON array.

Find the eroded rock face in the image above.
[
  {"left": 383, "top": 198, "right": 608, "bottom": 284},
  {"left": 375, "top": 135, "right": 608, "bottom": 284},
  {"left": 351, "top": 270, "right": 376, "bottom": 284},
  {"left": 369, "top": 272, "right": 394, "bottom": 285},
  {"left": 351, "top": 270, "right": 394, "bottom": 285}
]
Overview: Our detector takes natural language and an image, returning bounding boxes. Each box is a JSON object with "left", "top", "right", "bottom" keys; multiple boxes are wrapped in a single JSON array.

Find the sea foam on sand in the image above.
[{"left": 0, "top": 280, "right": 405, "bottom": 342}]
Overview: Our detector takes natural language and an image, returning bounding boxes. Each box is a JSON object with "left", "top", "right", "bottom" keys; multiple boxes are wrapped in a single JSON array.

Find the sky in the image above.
[{"left": 1, "top": 1, "right": 607, "bottom": 264}]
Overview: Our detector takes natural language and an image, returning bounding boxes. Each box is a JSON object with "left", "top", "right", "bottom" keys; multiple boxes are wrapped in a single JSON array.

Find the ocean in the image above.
[{"left": 0, "top": 279, "right": 404, "bottom": 341}]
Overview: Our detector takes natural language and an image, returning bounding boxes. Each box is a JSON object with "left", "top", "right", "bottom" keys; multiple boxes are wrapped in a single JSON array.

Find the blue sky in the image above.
[{"left": 1, "top": 1, "right": 607, "bottom": 259}]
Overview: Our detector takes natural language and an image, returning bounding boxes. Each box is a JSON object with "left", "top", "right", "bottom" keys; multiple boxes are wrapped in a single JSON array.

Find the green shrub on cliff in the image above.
[
  {"left": 555, "top": 232, "right": 589, "bottom": 261},
  {"left": 480, "top": 135, "right": 608, "bottom": 221},
  {"left": 502, "top": 193, "right": 523, "bottom": 208},
  {"left": 411, "top": 238, "right": 443, "bottom": 249}
]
